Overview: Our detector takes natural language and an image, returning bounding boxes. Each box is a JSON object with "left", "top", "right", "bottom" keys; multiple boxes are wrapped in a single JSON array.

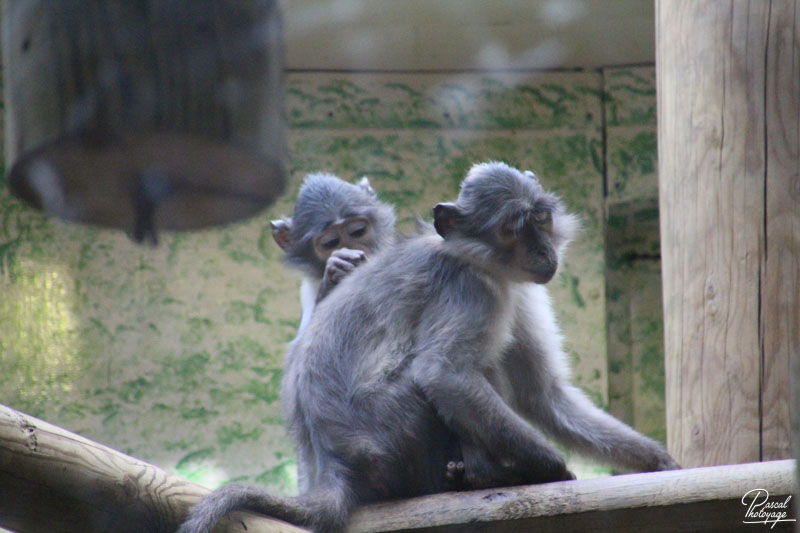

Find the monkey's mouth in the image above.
[{"left": 524, "top": 263, "right": 557, "bottom": 284}]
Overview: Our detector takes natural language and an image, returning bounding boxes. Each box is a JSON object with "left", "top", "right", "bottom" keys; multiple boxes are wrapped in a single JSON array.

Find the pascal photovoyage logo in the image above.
[{"left": 742, "top": 489, "right": 796, "bottom": 529}]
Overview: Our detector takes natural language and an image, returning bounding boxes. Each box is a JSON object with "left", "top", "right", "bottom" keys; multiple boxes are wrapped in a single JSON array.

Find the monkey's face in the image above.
[
  {"left": 312, "top": 216, "right": 376, "bottom": 261},
  {"left": 436, "top": 161, "right": 575, "bottom": 286},
  {"left": 495, "top": 207, "right": 559, "bottom": 284}
]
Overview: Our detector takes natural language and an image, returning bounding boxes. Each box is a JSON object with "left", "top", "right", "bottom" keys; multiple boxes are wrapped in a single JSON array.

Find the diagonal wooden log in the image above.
[
  {"left": 0, "top": 404, "right": 305, "bottom": 533},
  {"left": 0, "top": 403, "right": 797, "bottom": 533}
]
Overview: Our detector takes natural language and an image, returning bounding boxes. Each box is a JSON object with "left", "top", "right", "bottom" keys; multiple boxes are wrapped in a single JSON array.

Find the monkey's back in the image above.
[{"left": 283, "top": 233, "right": 491, "bottom": 498}]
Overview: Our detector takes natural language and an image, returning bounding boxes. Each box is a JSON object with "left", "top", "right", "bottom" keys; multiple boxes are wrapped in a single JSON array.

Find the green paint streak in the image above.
[
  {"left": 176, "top": 351, "right": 211, "bottom": 378},
  {"left": 253, "top": 288, "right": 276, "bottom": 323},
  {"left": 225, "top": 301, "right": 252, "bottom": 325},
  {"left": 559, "top": 273, "right": 585, "bottom": 308},
  {"left": 228, "top": 250, "right": 260, "bottom": 265},
  {"left": 181, "top": 406, "right": 218, "bottom": 419},
  {"left": 118, "top": 377, "right": 152, "bottom": 403},
  {"left": 245, "top": 370, "right": 283, "bottom": 404},
  {"left": 384, "top": 82, "right": 424, "bottom": 99},
  {"left": 218, "top": 337, "right": 274, "bottom": 372},
  {"left": 254, "top": 460, "right": 298, "bottom": 494},
  {"left": 0, "top": 238, "right": 21, "bottom": 276},
  {"left": 181, "top": 317, "right": 213, "bottom": 345},
  {"left": 176, "top": 448, "right": 216, "bottom": 471},
  {"left": 608, "top": 131, "right": 657, "bottom": 194},
  {"left": 217, "top": 421, "right": 262, "bottom": 449},
  {"left": 258, "top": 225, "right": 276, "bottom": 260}
]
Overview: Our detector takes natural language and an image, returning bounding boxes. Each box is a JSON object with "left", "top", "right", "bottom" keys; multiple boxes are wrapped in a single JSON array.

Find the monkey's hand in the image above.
[{"left": 317, "top": 248, "right": 367, "bottom": 302}]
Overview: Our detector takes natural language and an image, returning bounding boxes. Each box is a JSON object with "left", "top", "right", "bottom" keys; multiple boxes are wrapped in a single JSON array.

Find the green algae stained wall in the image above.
[
  {"left": 0, "top": 69, "right": 630, "bottom": 496},
  {"left": 602, "top": 66, "right": 666, "bottom": 444}
]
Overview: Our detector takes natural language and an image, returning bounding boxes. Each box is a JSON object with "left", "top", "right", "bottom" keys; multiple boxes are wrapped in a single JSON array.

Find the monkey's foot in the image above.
[{"left": 444, "top": 460, "right": 465, "bottom": 490}]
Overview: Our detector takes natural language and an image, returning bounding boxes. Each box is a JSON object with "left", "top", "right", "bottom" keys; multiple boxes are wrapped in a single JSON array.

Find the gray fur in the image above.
[{"left": 178, "top": 162, "right": 677, "bottom": 533}]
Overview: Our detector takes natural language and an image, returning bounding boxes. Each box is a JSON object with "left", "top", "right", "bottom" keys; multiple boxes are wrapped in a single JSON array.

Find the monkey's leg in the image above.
[
  {"left": 444, "top": 460, "right": 466, "bottom": 489},
  {"left": 411, "top": 359, "right": 573, "bottom": 484},
  {"left": 456, "top": 441, "right": 576, "bottom": 490}
]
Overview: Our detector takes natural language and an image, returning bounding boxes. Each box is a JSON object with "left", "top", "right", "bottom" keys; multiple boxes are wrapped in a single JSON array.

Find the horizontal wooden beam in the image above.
[
  {"left": 352, "top": 460, "right": 797, "bottom": 532},
  {"left": 1, "top": 404, "right": 796, "bottom": 533}
]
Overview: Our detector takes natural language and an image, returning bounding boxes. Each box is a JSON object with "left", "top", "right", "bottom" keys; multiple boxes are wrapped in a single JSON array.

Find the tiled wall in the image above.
[{"left": 0, "top": 68, "right": 661, "bottom": 493}]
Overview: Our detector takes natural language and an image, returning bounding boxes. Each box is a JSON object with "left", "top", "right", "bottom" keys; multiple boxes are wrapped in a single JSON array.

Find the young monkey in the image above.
[{"left": 271, "top": 173, "right": 396, "bottom": 334}]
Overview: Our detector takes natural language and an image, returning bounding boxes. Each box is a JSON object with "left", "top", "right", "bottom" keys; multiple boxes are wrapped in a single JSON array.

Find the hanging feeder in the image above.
[{"left": 2, "top": 0, "right": 286, "bottom": 244}]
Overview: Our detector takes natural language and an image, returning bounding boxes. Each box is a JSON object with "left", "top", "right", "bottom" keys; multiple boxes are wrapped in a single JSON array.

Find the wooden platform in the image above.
[{"left": 0, "top": 404, "right": 796, "bottom": 533}]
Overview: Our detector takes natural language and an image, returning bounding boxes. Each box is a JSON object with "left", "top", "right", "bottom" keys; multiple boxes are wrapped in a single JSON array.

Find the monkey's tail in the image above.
[{"left": 177, "top": 480, "right": 356, "bottom": 533}]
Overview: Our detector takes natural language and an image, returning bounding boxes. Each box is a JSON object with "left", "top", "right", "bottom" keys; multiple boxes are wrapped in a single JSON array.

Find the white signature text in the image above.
[{"left": 742, "top": 488, "right": 796, "bottom": 529}]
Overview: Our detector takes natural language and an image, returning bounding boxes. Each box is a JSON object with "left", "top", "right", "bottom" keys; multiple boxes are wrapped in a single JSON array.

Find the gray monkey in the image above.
[
  {"left": 178, "top": 162, "right": 678, "bottom": 533},
  {"left": 270, "top": 173, "right": 464, "bottom": 490},
  {"left": 271, "top": 173, "right": 396, "bottom": 334}
]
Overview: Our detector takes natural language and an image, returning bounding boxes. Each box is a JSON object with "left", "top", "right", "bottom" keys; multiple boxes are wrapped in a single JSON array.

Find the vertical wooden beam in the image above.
[
  {"left": 762, "top": 0, "right": 800, "bottom": 464},
  {"left": 794, "top": 353, "right": 800, "bottom": 533},
  {"left": 656, "top": 0, "right": 799, "bottom": 468}
]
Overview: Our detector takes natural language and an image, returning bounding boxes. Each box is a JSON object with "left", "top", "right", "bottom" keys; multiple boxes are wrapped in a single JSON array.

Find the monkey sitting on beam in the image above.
[
  {"left": 270, "top": 172, "right": 465, "bottom": 489},
  {"left": 178, "top": 162, "right": 678, "bottom": 533}
]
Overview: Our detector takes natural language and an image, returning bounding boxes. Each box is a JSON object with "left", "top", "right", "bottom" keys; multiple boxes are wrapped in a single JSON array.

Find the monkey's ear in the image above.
[
  {"left": 524, "top": 170, "right": 538, "bottom": 181},
  {"left": 357, "top": 176, "right": 377, "bottom": 198},
  {"left": 433, "top": 203, "right": 460, "bottom": 238},
  {"left": 271, "top": 218, "right": 293, "bottom": 250}
]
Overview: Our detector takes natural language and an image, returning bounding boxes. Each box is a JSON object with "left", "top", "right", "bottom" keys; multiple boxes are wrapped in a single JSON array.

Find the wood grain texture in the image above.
[
  {"left": 350, "top": 460, "right": 797, "bottom": 533},
  {"left": 794, "top": 351, "right": 800, "bottom": 533},
  {"left": 761, "top": 0, "right": 800, "bottom": 462},
  {"left": 0, "top": 404, "right": 306, "bottom": 533},
  {"left": 657, "top": 0, "right": 798, "bottom": 468}
]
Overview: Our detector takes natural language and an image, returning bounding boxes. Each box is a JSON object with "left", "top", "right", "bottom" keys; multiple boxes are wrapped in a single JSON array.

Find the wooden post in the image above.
[
  {"left": 795, "top": 353, "right": 800, "bottom": 532},
  {"left": 656, "top": 1, "right": 799, "bottom": 468}
]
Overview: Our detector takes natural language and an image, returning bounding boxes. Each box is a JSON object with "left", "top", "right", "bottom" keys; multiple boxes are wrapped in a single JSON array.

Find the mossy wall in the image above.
[
  {"left": 0, "top": 67, "right": 662, "bottom": 495},
  {"left": 603, "top": 67, "right": 666, "bottom": 443}
]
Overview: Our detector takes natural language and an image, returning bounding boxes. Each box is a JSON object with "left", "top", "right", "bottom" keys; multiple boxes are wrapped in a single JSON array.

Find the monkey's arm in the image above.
[
  {"left": 502, "top": 295, "right": 678, "bottom": 472},
  {"left": 407, "top": 282, "right": 572, "bottom": 484},
  {"left": 411, "top": 356, "right": 571, "bottom": 483}
]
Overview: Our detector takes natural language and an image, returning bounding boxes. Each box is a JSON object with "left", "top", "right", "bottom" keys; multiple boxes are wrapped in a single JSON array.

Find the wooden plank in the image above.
[
  {"left": 760, "top": 0, "right": 800, "bottom": 463},
  {"left": 0, "top": 404, "right": 306, "bottom": 533},
  {"left": 795, "top": 351, "right": 800, "bottom": 533},
  {"left": 657, "top": 0, "right": 767, "bottom": 468}
]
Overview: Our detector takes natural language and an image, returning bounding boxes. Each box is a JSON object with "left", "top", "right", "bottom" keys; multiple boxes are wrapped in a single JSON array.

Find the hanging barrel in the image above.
[{"left": 2, "top": 0, "right": 286, "bottom": 243}]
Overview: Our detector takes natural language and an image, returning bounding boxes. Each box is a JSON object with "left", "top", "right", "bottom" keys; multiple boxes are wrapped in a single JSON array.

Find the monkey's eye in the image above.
[
  {"left": 346, "top": 220, "right": 369, "bottom": 239},
  {"left": 315, "top": 228, "right": 341, "bottom": 251},
  {"left": 498, "top": 220, "right": 519, "bottom": 242},
  {"left": 320, "top": 236, "right": 340, "bottom": 250},
  {"left": 532, "top": 209, "right": 552, "bottom": 224}
]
